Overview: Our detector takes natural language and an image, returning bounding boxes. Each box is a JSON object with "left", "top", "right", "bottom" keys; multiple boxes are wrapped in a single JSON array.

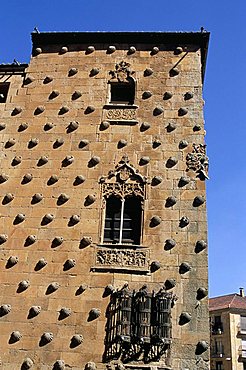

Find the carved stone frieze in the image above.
[
  {"left": 95, "top": 247, "right": 149, "bottom": 270},
  {"left": 105, "top": 108, "right": 137, "bottom": 121},
  {"left": 186, "top": 144, "right": 209, "bottom": 180},
  {"left": 109, "top": 61, "right": 135, "bottom": 82}
]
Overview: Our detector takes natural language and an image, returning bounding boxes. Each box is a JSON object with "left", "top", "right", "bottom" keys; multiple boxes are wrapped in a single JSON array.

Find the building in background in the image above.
[
  {"left": 210, "top": 288, "right": 246, "bottom": 370},
  {"left": 0, "top": 31, "right": 209, "bottom": 369}
]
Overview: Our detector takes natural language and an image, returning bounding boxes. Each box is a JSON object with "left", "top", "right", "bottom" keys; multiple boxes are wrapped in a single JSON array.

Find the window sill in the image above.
[{"left": 103, "top": 104, "right": 138, "bottom": 109}]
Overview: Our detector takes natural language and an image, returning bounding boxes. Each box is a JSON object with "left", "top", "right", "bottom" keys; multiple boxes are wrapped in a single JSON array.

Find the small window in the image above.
[
  {"left": 216, "top": 361, "right": 223, "bottom": 370},
  {"left": 0, "top": 83, "right": 10, "bottom": 103},
  {"left": 110, "top": 79, "right": 135, "bottom": 105},
  {"left": 103, "top": 195, "right": 142, "bottom": 245}
]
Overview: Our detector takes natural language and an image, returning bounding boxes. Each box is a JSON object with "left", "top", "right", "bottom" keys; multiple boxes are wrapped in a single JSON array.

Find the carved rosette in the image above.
[
  {"left": 95, "top": 247, "right": 149, "bottom": 270},
  {"left": 186, "top": 144, "right": 209, "bottom": 179}
]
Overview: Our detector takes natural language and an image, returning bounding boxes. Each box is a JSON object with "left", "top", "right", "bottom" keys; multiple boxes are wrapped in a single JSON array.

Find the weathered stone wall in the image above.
[{"left": 0, "top": 35, "right": 209, "bottom": 369}]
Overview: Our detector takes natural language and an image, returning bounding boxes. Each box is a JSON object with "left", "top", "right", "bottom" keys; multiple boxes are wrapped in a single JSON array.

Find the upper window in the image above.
[
  {"left": 0, "top": 83, "right": 10, "bottom": 103},
  {"left": 103, "top": 195, "right": 142, "bottom": 245},
  {"left": 110, "top": 79, "right": 135, "bottom": 105}
]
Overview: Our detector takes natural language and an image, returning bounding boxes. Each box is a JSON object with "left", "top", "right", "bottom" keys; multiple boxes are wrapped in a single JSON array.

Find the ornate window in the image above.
[
  {"left": 109, "top": 61, "right": 135, "bottom": 105},
  {"left": 100, "top": 155, "right": 146, "bottom": 247},
  {"left": 103, "top": 285, "right": 175, "bottom": 363}
]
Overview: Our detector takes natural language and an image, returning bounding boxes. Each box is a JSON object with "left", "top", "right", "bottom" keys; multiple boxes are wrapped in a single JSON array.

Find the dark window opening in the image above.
[
  {"left": 0, "top": 83, "right": 10, "bottom": 103},
  {"left": 212, "top": 315, "right": 223, "bottom": 334},
  {"left": 104, "top": 195, "right": 142, "bottom": 245},
  {"left": 216, "top": 361, "right": 223, "bottom": 370},
  {"left": 110, "top": 80, "right": 135, "bottom": 105}
]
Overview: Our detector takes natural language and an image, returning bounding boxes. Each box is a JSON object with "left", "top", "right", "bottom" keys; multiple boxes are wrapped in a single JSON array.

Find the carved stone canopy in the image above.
[{"left": 109, "top": 61, "right": 135, "bottom": 83}]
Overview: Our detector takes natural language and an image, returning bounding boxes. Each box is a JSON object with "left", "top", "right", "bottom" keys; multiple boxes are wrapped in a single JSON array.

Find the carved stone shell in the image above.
[
  {"left": 35, "top": 106, "right": 45, "bottom": 114},
  {"left": 179, "top": 312, "right": 192, "bottom": 325},
  {"left": 153, "top": 106, "right": 163, "bottom": 115},
  {"left": 80, "top": 236, "right": 92, "bottom": 247},
  {"left": 89, "top": 308, "right": 101, "bottom": 320},
  {"left": 52, "top": 236, "right": 64, "bottom": 247},
  {"left": 64, "top": 155, "right": 74, "bottom": 164},
  {"left": 48, "top": 282, "right": 60, "bottom": 292},
  {"left": 12, "top": 156, "right": 22, "bottom": 165},
  {"left": 197, "top": 287, "right": 208, "bottom": 300},
  {"left": 166, "top": 156, "right": 178, "bottom": 167},
  {"left": 167, "top": 122, "right": 177, "bottom": 132},
  {"left": 68, "top": 68, "right": 78, "bottom": 76},
  {"left": 193, "top": 195, "right": 205, "bottom": 207},
  {"left": 60, "top": 46, "right": 68, "bottom": 54},
  {"left": 59, "top": 106, "right": 69, "bottom": 114},
  {"left": 36, "top": 258, "right": 47, "bottom": 269},
  {"left": 29, "top": 305, "right": 41, "bottom": 317},
  {"left": 0, "top": 234, "right": 8, "bottom": 243},
  {"left": 140, "top": 122, "right": 151, "bottom": 131},
  {"left": 43, "top": 213, "right": 54, "bottom": 223},
  {"left": 70, "top": 214, "right": 80, "bottom": 224},
  {"left": 140, "top": 156, "right": 150, "bottom": 165},
  {"left": 87, "top": 46, "right": 95, "bottom": 53},
  {"left": 85, "top": 363, "right": 96, "bottom": 370},
  {"left": 196, "top": 341, "right": 209, "bottom": 355},
  {"left": 42, "top": 332, "right": 53, "bottom": 343},
  {"left": 53, "top": 360, "right": 65, "bottom": 370},
  {"left": 26, "top": 235, "right": 37, "bottom": 244},
  {"left": 15, "top": 213, "right": 25, "bottom": 223},
  {"left": 100, "top": 121, "right": 110, "bottom": 130},
  {"left": 90, "top": 156, "right": 100, "bottom": 166},
  {"left": 151, "top": 261, "right": 161, "bottom": 272},
  {"left": 8, "top": 256, "right": 19, "bottom": 266},
  {"left": 10, "top": 331, "right": 22, "bottom": 342},
  {"left": 74, "top": 175, "right": 86, "bottom": 184},
  {"left": 0, "top": 123, "right": 6, "bottom": 130},
  {"left": 152, "top": 176, "right": 162, "bottom": 185},
  {"left": 179, "top": 176, "right": 190, "bottom": 186},
  {"left": 48, "top": 175, "right": 58, "bottom": 184},
  {"left": 60, "top": 307, "right": 72, "bottom": 318},
  {"left": 43, "top": 75, "right": 53, "bottom": 83},
  {"left": 22, "top": 173, "right": 33, "bottom": 183},
  {"left": 178, "top": 107, "right": 188, "bottom": 116},
  {"left": 4, "top": 193, "right": 14, "bottom": 204},
  {"left": 0, "top": 173, "right": 9, "bottom": 183},
  {"left": 58, "top": 193, "right": 70, "bottom": 203},
  {"left": 19, "top": 280, "right": 30, "bottom": 291},
  {"left": 166, "top": 196, "right": 177, "bottom": 207},
  {"left": 71, "top": 334, "right": 84, "bottom": 346},
  {"left": 68, "top": 121, "right": 79, "bottom": 130},
  {"left": 179, "top": 140, "right": 188, "bottom": 149},
  {"left": 150, "top": 215, "right": 162, "bottom": 227},
  {"left": 144, "top": 68, "right": 153, "bottom": 76},
  {"left": 72, "top": 90, "right": 82, "bottom": 99},
  {"left": 163, "top": 91, "right": 173, "bottom": 100},
  {"left": 0, "top": 304, "right": 11, "bottom": 315},
  {"left": 107, "top": 45, "right": 116, "bottom": 53},
  {"left": 179, "top": 216, "right": 190, "bottom": 227},
  {"left": 22, "top": 358, "right": 34, "bottom": 369},
  {"left": 195, "top": 240, "right": 207, "bottom": 253},
  {"left": 179, "top": 262, "right": 191, "bottom": 274},
  {"left": 64, "top": 259, "right": 76, "bottom": 269},
  {"left": 164, "top": 239, "right": 176, "bottom": 250},
  {"left": 38, "top": 156, "right": 48, "bottom": 165},
  {"left": 90, "top": 68, "right": 99, "bottom": 76},
  {"left": 164, "top": 279, "right": 176, "bottom": 290},
  {"left": 33, "top": 193, "right": 43, "bottom": 202}
]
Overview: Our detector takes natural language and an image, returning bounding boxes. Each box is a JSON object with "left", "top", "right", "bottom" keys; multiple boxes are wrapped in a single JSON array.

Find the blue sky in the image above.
[{"left": 0, "top": 0, "right": 245, "bottom": 297}]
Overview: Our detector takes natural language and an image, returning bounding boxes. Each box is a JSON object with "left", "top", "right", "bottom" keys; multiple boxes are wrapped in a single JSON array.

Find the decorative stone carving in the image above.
[
  {"left": 170, "top": 67, "right": 179, "bottom": 76},
  {"left": 74, "top": 175, "right": 86, "bottom": 185},
  {"left": 142, "top": 91, "right": 152, "bottom": 99},
  {"left": 152, "top": 175, "right": 162, "bottom": 185},
  {"left": 10, "top": 331, "right": 22, "bottom": 343},
  {"left": 179, "top": 176, "right": 190, "bottom": 187},
  {"left": 48, "top": 174, "right": 58, "bottom": 185},
  {"left": 106, "top": 108, "right": 136, "bottom": 121},
  {"left": 28, "top": 138, "right": 39, "bottom": 148},
  {"left": 63, "top": 155, "right": 74, "bottom": 165},
  {"left": 34, "top": 47, "right": 42, "bottom": 55},
  {"left": 196, "top": 341, "right": 209, "bottom": 355},
  {"left": 36, "top": 258, "right": 47, "bottom": 270},
  {"left": 178, "top": 107, "right": 188, "bottom": 116},
  {"left": 18, "top": 280, "right": 30, "bottom": 291},
  {"left": 196, "top": 287, "right": 208, "bottom": 300},
  {"left": 0, "top": 304, "right": 11, "bottom": 316},
  {"left": 128, "top": 46, "right": 136, "bottom": 54},
  {"left": 52, "top": 236, "right": 64, "bottom": 247},
  {"left": 163, "top": 91, "right": 173, "bottom": 100},
  {"left": 151, "top": 46, "right": 159, "bottom": 54},
  {"left": 164, "top": 279, "right": 176, "bottom": 290},
  {"left": 41, "top": 332, "right": 53, "bottom": 344},
  {"left": 179, "top": 140, "right": 188, "bottom": 149},
  {"left": 12, "top": 156, "right": 22, "bottom": 165},
  {"left": 71, "top": 334, "right": 83, "bottom": 347},
  {"left": 3, "top": 193, "right": 14, "bottom": 203},
  {"left": 68, "top": 68, "right": 78, "bottom": 77},
  {"left": 7, "top": 256, "right": 19, "bottom": 266},
  {"left": 47, "top": 282, "right": 60, "bottom": 293},
  {"left": 25, "top": 235, "right": 37, "bottom": 246},
  {"left": 15, "top": 213, "right": 26, "bottom": 223},
  {"left": 24, "top": 76, "right": 33, "bottom": 85},
  {"left": 164, "top": 239, "right": 176, "bottom": 250},
  {"left": 64, "top": 259, "right": 76, "bottom": 270},
  {"left": 88, "top": 308, "right": 101, "bottom": 321},
  {"left": 69, "top": 214, "right": 80, "bottom": 225},
  {"left": 179, "top": 216, "right": 189, "bottom": 227},
  {"left": 100, "top": 120, "right": 110, "bottom": 130},
  {"left": 184, "top": 91, "right": 193, "bottom": 100},
  {"left": 85, "top": 105, "right": 95, "bottom": 114},
  {"left": 43, "top": 76, "right": 53, "bottom": 83},
  {"left": 179, "top": 262, "right": 191, "bottom": 274},
  {"left": 0, "top": 234, "right": 8, "bottom": 244},
  {"left": 179, "top": 312, "right": 192, "bottom": 325},
  {"left": 174, "top": 46, "right": 183, "bottom": 54},
  {"left": 153, "top": 106, "right": 164, "bottom": 116},
  {"left": 186, "top": 144, "right": 209, "bottom": 180},
  {"left": 38, "top": 156, "right": 48, "bottom": 166},
  {"left": 193, "top": 195, "right": 205, "bottom": 207},
  {"left": 22, "top": 173, "right": 33, "bottom": 184},
  {"left": 42, "top": 213, "right": 54, "bottom": 224},
  {"left": 68, "top": 67, "right": 78, "bottom": 76},
  {"left": 195, "top": 240, "right": 207, "bottom": 253},
  {"left": 144, "top": 68, "right": 153, "bottom": 76},
  {"left": 140, "top": 122, "right": 151, "bottom": 131},
  {"left": 59, "top": 307, "right": 72, "bottom": 319},
  {"left": 5, "top": 138, "right": 16, "bottom": 148},
  {"left": 85, "top": 362, "right": 96, "bottom": 370},
  {"left": 90, "top": 68, "right": 99, "bottom": 76},
  {"left": 53, "top": 360, "right": 65, "bottom": 370},
  {"left": 193, "top": 124, "right": 202, "bottom": 131},
  {"left": 86, "top": 45, "right": 95, "bottom": 53},
  {"left": 166, "top": 196, "right": 177, "bottom": 207},
  {"left": 96, "top": 248, "right": 149, "bottom": 270},
  {"left": 0, "top": 123, "right": 6, "bottom": 130},
  {"left": 12, "top": 106, "right": 22, "bottom": 115},
  {"left": 0, "top": 173, "right": 9, "bottom": 183},
  {"left": 89, "top": 156, "right": 100, "bottom": 166},
  {"left": 29, "top": 305, "right": 41, "bottom": 317},
  {"left": 166, "top": 157, "right": 178, "bottom": 168},
  {"left": 77, "top": 284, "right": 88, "bottom": 294},
  {"left": 80, "top": 236, "right": 92, "bottom": 248},
  {"left": 58, "top": 193, "right": 70, "bottom": 204},
  {"left": 60, "top": 46, "right": 68, "bottom": 54},
  {"left": 72, "top": 90, "right": 82, "bottom": 99},
  {"left": 118, "top": 139, "right": 127, "bottom": 148},
  {"left": 167, "top": 122, "right": 177, "bottom": 132},
  {"left": 19, "top": 122, "right": 28, "bottom": 131},
  {"left": 79, "top": 139, "right": 89, "bottom": 148},
  {"left": 153, "top": 138, "right": 161, "bottom": 148},
  {"left": 109, "top": 61, "right": 134, "bottom": 83},
  {"left": 22, "top": 358, "right": 34, "bottom": 369},
  {"left": 35, "top": 106, "right": 45, "bottom": 115},
  {"left": 32, "top": 193, "right": 43, "bottom": 203},
  {"left": 44, "top": 122, "right": 54, "bottom": 130},
  {"left": 150, "top": 215, "right": 162, "bottom": 227},
  {"left": 107, "top": 45, "right": 116, "bottom": 53},
  {"left": 104, "top": 284, "right": 115, "bottom": 296},
  {"left": 53, "top": 138, "right": 64, "bottom": 148},
  {"left": 139, "top": 156, "right": 150, "bottom": 165},
  {"left": 49, "top": 90, "right": 59, "bottom": 99},
  {"left": 59, "top": 106, "right": 69, "bottom": 114},
  {"left": 151, "top": 260, "right": 161, "bottom": 272}
]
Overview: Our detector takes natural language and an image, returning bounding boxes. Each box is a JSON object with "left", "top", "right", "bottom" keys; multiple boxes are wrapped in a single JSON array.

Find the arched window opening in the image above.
[{"left": 103, "top": 195, "right": 142, "bottom": 245}]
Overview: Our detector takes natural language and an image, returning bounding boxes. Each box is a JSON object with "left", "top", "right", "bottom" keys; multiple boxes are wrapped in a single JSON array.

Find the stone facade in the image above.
[{"left": 0, "top": 32, "right": 210, "bottom": 369}]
